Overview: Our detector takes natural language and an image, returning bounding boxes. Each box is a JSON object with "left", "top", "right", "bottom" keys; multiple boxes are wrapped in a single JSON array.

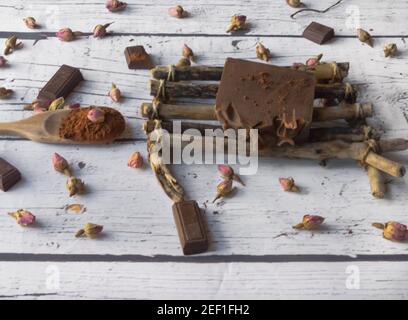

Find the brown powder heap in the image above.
[{"left": 59, "top": 107, "right": 126, "bottom": 142}]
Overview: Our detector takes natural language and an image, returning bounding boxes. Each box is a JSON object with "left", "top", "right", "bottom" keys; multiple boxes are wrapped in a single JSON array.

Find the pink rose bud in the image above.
[
  {"left": 56, "top": 28, "right": 75, "bottom": 41},
  {"left": 373, "top": 221, "right": 408, "bottom": 242},
  {"left": 108, "top": 83, "right": 121, "bottom": 102},
  {"left": 106, "top": 0, "right": 127, "bottom": 12},
  {"left": 33, "top": 106, "right": 47, "bottom": 114},
  {"left": 212, "top": 179, "right": 234, "bottom": 203},
  {"left": 182, "top": 44, "right": 194, "bottom": 61},
  {"left": 75, "top": 223, "right": 103, "bottom": 238},
  {"left": 23, "top": 17, "right": 38, "bottom": 29},
  {"left": 0, "top": 56, "right": 7, "bottom": 67},
  {"left": 52, "top": 152, "right": 71, "bottom": 176},
  {"left": 218, "top": 164, "right": 245, "bottom": 186},
  {"left": 64, "top": 103, "right": 80, "bottom": 110},
  {"left": 128, "top": 152, "right": 144, "bottom": 169},
  {"left": 87, "top": 108, "right": 105, "bottom": 123},
  {"left": 305, "top": 53, "right": 323, "bottom": 66},
  {"left": 226, "top": 15, "right": 246, "bottom": 32},
  {"left": 279, "top": 177, "right": 299, "bottom": 192},
  {"left": 293, "top": 215, "right": 325, "bottom": 230},
  {"left": 93, "top": 23, "right": 113, "bottom": 38},
  {"left": 8, "top": 209, "right": 36, "bottom": 227},
  {"left": 168, "top": 5, "right": 185, "bottom": 18}
]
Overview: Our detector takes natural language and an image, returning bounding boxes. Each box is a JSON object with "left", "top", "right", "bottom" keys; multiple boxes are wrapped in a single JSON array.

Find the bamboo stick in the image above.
[
  {"left": 150, "top": 62, "right": 350, "bottom": 82},
  {"left": 367, "top": 166, "right": 387, "bottom": 199},
  {"left": 140, "top": 101, "right": 372, "bottom": 122},
  {"left": 149, "top": 80, "right": 358, "bottom": 102}
]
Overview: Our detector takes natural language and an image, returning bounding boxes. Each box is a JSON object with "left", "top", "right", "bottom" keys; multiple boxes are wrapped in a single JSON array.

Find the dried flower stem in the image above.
[{"left": 367, "top": 165, "right": 386, "bottom": 199}]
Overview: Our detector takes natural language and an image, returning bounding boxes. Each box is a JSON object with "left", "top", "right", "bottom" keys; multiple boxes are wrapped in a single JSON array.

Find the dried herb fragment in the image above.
[
  {"left": 384, "top": 43, "right": 397, "bottom": 57},
  {"left": 279, "top": 177, "right": 299, "bottom": 192},
  {"left": 256, "top": 43, "right": 271, "bottom": 62},
  {"left": 23, "top": 17, "right": 38, "bottom": 29},
  {"left": 357, "top": 28, "right": 373, "bottom": 47},
  {"left": 93, "top": 22, "right": 114, "bottom": 38},
  {"left": 87, "top": 108, "right": 106, "bottom": 123},
  {"left": 293, "top": 215, "right": 325, "bottom": 230},
  {"left": 66, "top": 176, "right": 85, "bottom": 197},
  {"left": 106, "top": 0, "right": 127, "bottom": 12},
  {"left": 75, "top": 223, "right": 103, "bottom": 238},
  {"left": 226, "top": 15, "right": 247, "bottom": 33},
  {"left": 108, "top": 83, "right": 121, "bottom": 102},
  {"left": 372, "top": 221, "right": 407, "bottom": 242},
  {"left": 56, "top": 28, "right": 83, "bottom": 42},
  {"left": 0, "top": 87, "right": 13, "bottom": 99},
  {"left": 8, "top": 209, "right": 36, "bottom": 227},
  {"left": 52, "top": 153, "right": 71, "bottom": 176},
  {"left": 168, "top": 5, "right": 185, "bottom": 18},
  {"left": 212, "top": 179, "right": 234, "bottom": 203},
  {"left": 218, "top": 164, "right": 245, "bottom": 186},
  {"left": 4, "top": 35, "right": 22, "bottom": 55},
  {"left": 128, "top": 151, "right": 144, "bottom": 168}
]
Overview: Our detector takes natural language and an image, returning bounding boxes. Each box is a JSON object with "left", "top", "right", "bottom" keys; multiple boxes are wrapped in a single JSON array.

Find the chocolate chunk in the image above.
[
  {"left": 124, "top": 46, "right": 153, "bottom": 70},
  {"left": 215, "top": 58, "right": 316, "bottom": 146},
  {"left": 302, "top": 22, "right": 335, "bottom": 45},
  {"left": 38, "top": 65, "right": 83, "bottom": 101},
  {"left": 172, "top": 200, "right": 208, "bottom": 255},
  {"left": 0, "top": 158, "right": 21, "bottom": 191}
]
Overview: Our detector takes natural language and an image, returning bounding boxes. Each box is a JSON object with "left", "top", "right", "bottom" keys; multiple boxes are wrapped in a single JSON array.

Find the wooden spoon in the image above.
[{"left": 0, "top": 109, "right": 124, "bottom": 144}]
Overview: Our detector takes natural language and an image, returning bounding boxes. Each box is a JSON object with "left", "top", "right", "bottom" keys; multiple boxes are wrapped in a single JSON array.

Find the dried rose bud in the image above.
[
  {"left": 23, "top": 17, "right": 38, "bottom": 29},
  {"left": 175, "top": 57, "right": 191, "bottom": 67},
  {"left": 56, "top": 28, "right": 82, "bottom": 42},
  {"left": 357, "top": 28, "right": 373, "bottom": 47},
  {"left": 218, "top": 164, "right": 245, "bottom": 186},
  {"left": 305, "top": 53, "right": 323, "bottom": 66},
  {"left": 75, "top": 223, "right": 103, "bottom": 238},
  {"left": 286, "top": 0, "right": 302, "bottom": 8},
  {"left": 66, "top": 176, "right": 85, "bottom": 197},
  {"left": 293, "top": 215, "right": 325, "bottom": 230},
  {"left": 64, "top": 103, "right": 80, "bottom": 110},
  {"left": 108, "top": 83, "right": 121, "bottom": 102},
  {"left": 279, "top": 177, "right": 299, "bottom": 192},
  {"left": 4, "top": 35, "right": 22, "bottom": 55},
  {"left": 226, "top": 15, "right": 247, "bottom": 33},
  {"left": 52, "top": 153, "right": 71, "bottom": 176},
  {"left": 0, "top": 87, "right": 12, "bottom": 99},
  {"left": 87, "top": 108, "right": 105, "bottom": 123},
  {"left": 93, "top": 22, "right": 113, "bottom": 38},
  {"left": 182, "top": 44, "right": 194, "bottom": 61},
  {"left": 168, "top": 5, "right": 185, "bottom": 18},
  {"left": 256, "top": 42, "right": 271, "bottom": 62},
  {"left": 372, "top": 221, "right": 407, "bottom": 242},
  {"left": 128, "top": 152, "right": 144, "bottom": 169},
  {"left": 212, "top": 179, "right": 234, "bottom": 203},
  {"left": 25, "top": 98, "right": 51, "bottom": 110},
  {"left": 48, "top": 97, "right": 65, "bottom": 111},
  {"left": 8, "top": 209, "right": 36, "bottom": 227},
  {"left": 33, "top": 106, "right": 47, "bottom": 114},
  {"left": 384, "top": 43, "right": 397, "bottom": 58},
  {"left": 0, "top": 56, "right": 7, "bottom": 67},
  {"left": 106, "top": 0, "right": 127, "bottom": 12}
]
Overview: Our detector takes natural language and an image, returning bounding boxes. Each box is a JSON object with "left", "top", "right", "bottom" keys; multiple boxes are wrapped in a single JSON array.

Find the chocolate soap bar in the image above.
[
  {"left": 0, "top": 158, "right": 21, "bottom": 191},
  {"left": 172, "top": 200, "right": 208, "bottom": 255},
  {"left": 303, "top": 22, "right": 335, "bottom": 45},
  {"left": 37, "top": 65, "right": 83, "bottom": 101},
  {"left": 124, "top": 46, "right": 153, "bottom": 70},
  {"left": 215, "top": 58, "right": 316, "bottom": 146}
]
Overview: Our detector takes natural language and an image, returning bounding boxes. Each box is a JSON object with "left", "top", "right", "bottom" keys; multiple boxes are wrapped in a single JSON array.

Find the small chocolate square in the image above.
[
  {"left": 124, "top": 46, "right": 153, "bottom": 70},
  {"left": 0, "top": 158, "right": 21, "bottom": 191},
  {"left": 303, "top": 22, "right": 335, "bottom": 45},
  {"left": 172, "top": 200, "right": 208, "bottom": 255}
]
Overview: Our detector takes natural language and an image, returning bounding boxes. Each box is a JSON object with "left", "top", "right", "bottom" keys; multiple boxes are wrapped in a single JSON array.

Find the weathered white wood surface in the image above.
[
  {"left": 1, "top": 0, "right": 408, "bottom": 299},
  {"left": 1, "top": 261, "right": 408, "bottom": 299}
]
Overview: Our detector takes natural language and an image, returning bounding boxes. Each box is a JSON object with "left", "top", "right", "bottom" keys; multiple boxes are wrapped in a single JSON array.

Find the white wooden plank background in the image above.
[{"left": 1, "top": 0, "right": 408, "bottom": 299}]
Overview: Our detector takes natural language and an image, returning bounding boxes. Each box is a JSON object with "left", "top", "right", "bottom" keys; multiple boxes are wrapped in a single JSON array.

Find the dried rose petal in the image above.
[
  {"left": 75, "top": 223, "right": 103, "bottom": 238},
  {"left": 65, "top": 204, "right": 86, "bottom": 214},
  {"left": 87, "top": 108, "right": 105, "bottom": 123},
  {"left": 373, "top": 221, "right": 408, "bottom": 242},
  {"left": 279, "top": 177, "right": 299, "bottom": 192},
  {"left": 293, "top": 215, "right": 325, "bottom": 230},
  {"left": 106, "top": 0, "right": 127, "bottom": 12},
  {"left": 128, "top": 152, "right": 144, "bottom": 169},
  {"left": 168, "top": 5, "right": 185, "bottom": 18},
  {"left": 108, "top": 83, "right": 121, "bottom": 102},
  {"left": 8, "top": 209, "right": 36, "bottom": 227},
  {"left": 23, "top": 17, "right": 38, "bottom": 29}
]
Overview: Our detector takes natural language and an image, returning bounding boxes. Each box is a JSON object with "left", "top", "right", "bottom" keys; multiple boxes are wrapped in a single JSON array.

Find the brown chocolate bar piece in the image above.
[
  {"left": 124, "top": 46, "right": 153, "bottom": 69},
  {"left": 0, "top": 158, "right": 21, "bottom": 191},
  {"left": 303, "top": 22, "right": 335, "bottom": 45},
  {"left": 37, "top": 65, "right": 83, "bottom": 101},
  {"left": 172, "top": 200, "right": 208, "bottom": 255},
  {"left": 215, "top": 58, "right": 316, "bottom": 146}
]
